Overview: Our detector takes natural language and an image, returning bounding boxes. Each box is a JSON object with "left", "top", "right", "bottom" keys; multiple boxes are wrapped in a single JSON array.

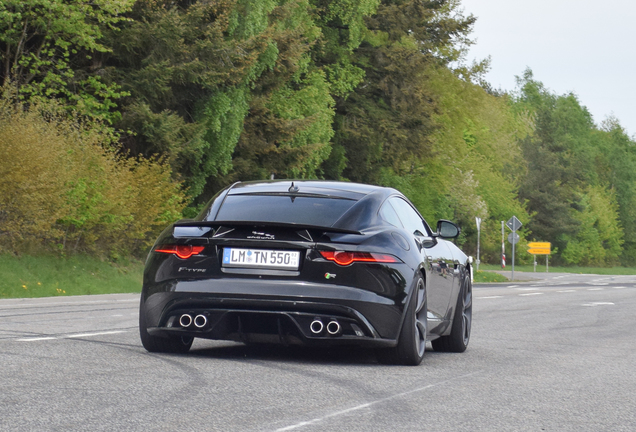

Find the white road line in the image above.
[
  {"left": 0, "top": 298, "right": 138, "bottom": 309},
  {"left": 67, "top": 331, "right": 127, "bottom": 338},
  {"left": 558, "top": 290, "right": 576, "bottom": 293},
  {"left": 587, "top": 288, "right": 604, "bottom": 291},
  {"left": 516, "top": 287, "right": 539, "bottom": 291},
  {"left": 478, "top": 296, "right": 503, "bottom": 299},
  {"left": 519, "top": 292, "right": 544, "bottom": 296},
  {"left": 614, "top": 286, "right": 626, "bottom": 289},
  {"left": 111, "top": 314, "right": 124, "bottom": 317},
  {"left": 17, "top": 330, "right": 127, "bottom": 342},
  {"left": 507, "top": 285, "right": 519, "bottom": 288},
  {"left": 582, "top": 302, "right": 615, "bottom": 307},
  {"left": 275, "top": 371, "right": 481, "bottom": 431}
]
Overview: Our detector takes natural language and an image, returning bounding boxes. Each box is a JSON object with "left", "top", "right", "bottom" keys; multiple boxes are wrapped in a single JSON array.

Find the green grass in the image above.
[
  {"left": 478, "top": 263, "right": 636, "bottom": 275},
  {"left": 473, "top": 270, "right": 509, "bottom": 283},
  {"left": 0, "top": 254, "right": 144, "bottom": 299}
]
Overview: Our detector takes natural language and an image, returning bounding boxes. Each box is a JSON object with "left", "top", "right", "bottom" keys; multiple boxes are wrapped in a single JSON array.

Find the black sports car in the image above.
[{"left": 139, "top": 180, "right": 472, "bottom": 365}]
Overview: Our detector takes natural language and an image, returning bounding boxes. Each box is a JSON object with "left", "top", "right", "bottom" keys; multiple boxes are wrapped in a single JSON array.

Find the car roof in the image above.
[{"left": 227, "top": 180, "right": 392, "bottom": 200}]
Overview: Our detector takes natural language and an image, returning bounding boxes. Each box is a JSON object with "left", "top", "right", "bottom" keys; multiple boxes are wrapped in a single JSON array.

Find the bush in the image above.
[{"left": 0, "top": 90, "right": 185, "bottom": 257}]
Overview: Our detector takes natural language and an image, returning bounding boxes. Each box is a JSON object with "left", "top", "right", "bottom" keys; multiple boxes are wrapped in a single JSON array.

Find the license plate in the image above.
[{"left": 222, "top": 248, "right": 300, "bottom": 270}]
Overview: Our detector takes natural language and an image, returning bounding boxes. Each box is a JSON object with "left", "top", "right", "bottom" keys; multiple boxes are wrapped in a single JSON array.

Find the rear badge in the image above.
[
  {"left": 178, "top": 267, "right": 206, "bottom": 273},
  {"left": 247, "top": 231, "right": 275, "bottom": 240},
  {"left": 324, "top": 273, "right": 336, "bottom": 280}
]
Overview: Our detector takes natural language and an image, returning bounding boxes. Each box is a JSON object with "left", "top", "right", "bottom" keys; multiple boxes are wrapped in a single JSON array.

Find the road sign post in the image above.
[
  {"left": 506, "top": 216, "right": 522, "bottom": 281},
  {"left": 527, "top": 242, "right": 551, "bottom": 272},
  {"left": 501, "top": 221, "right": 505, "bottom": 269},
  {"left": 475, "top": 217, "right": 481, "bottom": 272}
]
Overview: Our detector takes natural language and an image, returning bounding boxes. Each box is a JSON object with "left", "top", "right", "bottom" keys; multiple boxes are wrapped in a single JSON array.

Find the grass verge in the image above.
[
  {"left": 478, "top": 263, "right": 636, "bottom": 275},
  {"left": 0, "top": 254, "right": 144, "bottom": 299},
  {"left": 473, "top": 270, "right": 509, "bottom": 283}
]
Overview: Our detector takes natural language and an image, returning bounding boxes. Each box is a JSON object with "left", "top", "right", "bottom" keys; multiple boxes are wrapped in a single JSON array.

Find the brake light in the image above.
[
  {"left": 319, "top": 250, "right": 398, "bottom": 266},
  {"left": 155, "top": 245, "right": 205, "bottom": 259}
]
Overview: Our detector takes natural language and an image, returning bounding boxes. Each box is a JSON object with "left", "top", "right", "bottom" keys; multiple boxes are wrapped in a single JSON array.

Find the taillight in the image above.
[
  {"left": 319, "top": 250, "right": 399, "bottom": 266},
  {"left": 155, "top": 245, "right": 205, "bottom": 259}
]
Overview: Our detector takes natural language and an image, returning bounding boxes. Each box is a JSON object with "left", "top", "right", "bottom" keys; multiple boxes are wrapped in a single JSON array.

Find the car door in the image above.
[{"left": 388, "top": 198, "right": 454, "bottom": 323}]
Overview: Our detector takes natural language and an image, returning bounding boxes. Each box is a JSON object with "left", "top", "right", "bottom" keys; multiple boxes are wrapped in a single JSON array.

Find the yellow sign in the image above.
[
  {"left": 528, "top": 248, "right": 551, "bottom": 255},
  {"left": 528, "top": 242, "right": 551, "bottom": 249}
]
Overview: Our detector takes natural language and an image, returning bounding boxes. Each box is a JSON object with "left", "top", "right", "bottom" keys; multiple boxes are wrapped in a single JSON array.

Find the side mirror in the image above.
[{"left": 436, "top": 220, "right": 460, "bottom": 239}]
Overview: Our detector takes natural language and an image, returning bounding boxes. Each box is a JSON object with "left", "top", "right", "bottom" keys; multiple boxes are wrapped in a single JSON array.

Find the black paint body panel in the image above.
[{"left": 140, "top": 180, "right": 470, "bottom": 348}]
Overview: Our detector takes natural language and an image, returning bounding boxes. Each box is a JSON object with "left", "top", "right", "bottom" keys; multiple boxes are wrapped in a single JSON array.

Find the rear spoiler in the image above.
[{"left": 172, "top": 220, "right": 362, "bottom": 236}]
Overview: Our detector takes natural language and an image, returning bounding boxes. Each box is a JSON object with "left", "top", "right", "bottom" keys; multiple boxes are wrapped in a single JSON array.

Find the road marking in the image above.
[
  {"left": 16, "top": 330, "right": 127, "bottom": 342},
  {"left": 275, "top": 371, "right": 481, "bottom": 431},
  {"left": 516, "top": 287, "right": 539, "bottom": 291},
  {"left": 507, "top": 285, "right": 519, "bottom": 288},
  {"left": 67, "top": 331, "right": 127, "bottom": 338},
  {"left": 587, "top": 283, "right": 608, "bottom": 286},
  {"left": 478, "top": 296, "right": 503, "bottom": 299},
  {"left": 614, "top": 286, "right": 626, "bottom": 289},
  {"left": 587, "top": 288, "right": 604, "bottom": 291},
  {"left": 582, "top": 302, "right": 615, "bottom": 307},
  {"left": 0, "top": 298, "right": 139, "bottom": 309},
  {"left": 519, "top": 292, "right": 543, "bottom": 296},
  {"left": 558, "top": 290, "right": 576, "bottom": 293},
  {"left": 111, "top": 314, "right": 124, "bottom": 317}
]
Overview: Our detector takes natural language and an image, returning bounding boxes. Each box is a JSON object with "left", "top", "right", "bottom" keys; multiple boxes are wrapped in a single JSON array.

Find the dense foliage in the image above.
[
  {"left": 2, "top": 0, "right": 635, "bottom": 265},
  {"left": 0, "top": 92, "right": 185, "bottom": 258}
]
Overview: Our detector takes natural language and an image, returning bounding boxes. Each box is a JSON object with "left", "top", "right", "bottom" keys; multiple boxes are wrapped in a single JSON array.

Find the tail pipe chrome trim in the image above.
[
  {"left": 194, "top": 314, "right": 208, "bottom": 328},
  {"left": 326, "top": 320, "right": 341, "bottom": 336},
  {"left": 179, "top": 314, "right": 193, "bottom": 328},
  {"left": 309, "top": 319, "right": 324, "bottom": 334}
]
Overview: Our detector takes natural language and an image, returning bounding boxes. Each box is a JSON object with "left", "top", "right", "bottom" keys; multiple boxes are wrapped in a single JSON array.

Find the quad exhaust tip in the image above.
[
  {"left": 310, "top": 318, "right": 341, "bottom": 336},
  {"left": 194, "top": 314, "right": 208, "bottom": 328},
  {"left": 326, "top": 320, "right": 341, "bottom": 336},
  {"left": 179, "top": 314, "right": 193, "bottom": 328},
  {"left": 310, "top": 319, "right": 324, "bottom": 334}
]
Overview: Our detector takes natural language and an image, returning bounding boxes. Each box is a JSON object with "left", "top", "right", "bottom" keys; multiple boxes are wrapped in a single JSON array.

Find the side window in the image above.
[
  {"left": 379, "top": 201, "right": 403, "bottom": 228},
  {"left": 389, "top": 198, "right": 427, "bottom": 236}
]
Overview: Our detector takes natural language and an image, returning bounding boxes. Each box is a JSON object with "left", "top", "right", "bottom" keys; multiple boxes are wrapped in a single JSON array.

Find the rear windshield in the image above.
[{"left": 213, "top": 195, "right": 357, "bottom": 226}]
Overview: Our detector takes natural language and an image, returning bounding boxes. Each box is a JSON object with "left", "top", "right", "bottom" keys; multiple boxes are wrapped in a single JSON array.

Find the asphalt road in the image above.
[{"left": 1, "top": 272, "right": 635, "bottom": 431}]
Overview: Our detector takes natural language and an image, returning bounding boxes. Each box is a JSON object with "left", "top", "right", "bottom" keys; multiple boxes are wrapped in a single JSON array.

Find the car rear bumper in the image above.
[{"left": 141, "top": 278, "right": 408, "bottom": 347}]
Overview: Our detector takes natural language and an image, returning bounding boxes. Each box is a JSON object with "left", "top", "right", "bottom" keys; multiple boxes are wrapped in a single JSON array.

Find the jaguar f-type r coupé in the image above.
[{"left": 139, "top": 180, "right": 472, "bottom": 365}]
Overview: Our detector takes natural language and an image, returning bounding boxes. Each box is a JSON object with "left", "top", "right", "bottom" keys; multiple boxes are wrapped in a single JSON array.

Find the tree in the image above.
[
  {"left": 560, "top": 185, "right": 623, "bottom": 266},
  {"left": 0, "top": 0, "right": 133, "bottom": 122},
  {"left": 596, "top": 118, "right": 636, "bottom": 265},
  {"left": 326, "top": 0, "right": 476, "bottom": 184}
]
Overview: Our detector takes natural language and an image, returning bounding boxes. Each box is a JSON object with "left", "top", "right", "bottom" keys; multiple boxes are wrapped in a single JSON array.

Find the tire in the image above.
[
  {"left": 432, "top": 270, "right": 472, "bottom": 353},
  {"left": 139, "top": 302, "right": 193, "bottom": 354},
  {"left": 377, "top": 276, "right": 427, "bottom": 366}
]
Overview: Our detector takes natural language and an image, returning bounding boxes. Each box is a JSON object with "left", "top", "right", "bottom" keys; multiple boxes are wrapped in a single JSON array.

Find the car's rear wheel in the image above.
[
  {"left": 377, "top": 276, "right": 427, "bottom": 365},
  {"left": 432, "top": 270, "right": 472, "bottom": 352},
  {"left": 139, "top": 303, "right": 193, "bottom": 354}
]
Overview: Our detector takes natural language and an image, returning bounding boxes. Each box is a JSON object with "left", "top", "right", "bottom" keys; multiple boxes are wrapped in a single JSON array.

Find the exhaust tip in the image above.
[
  {"left": 179, "top": 314, "right": 193, "bottom": 328},
  {"left": 327, "top": 320, "right": 341, "bottom": 336},
  {"left": 194, "top": 314, "right": 208, "bottom": 328},
  {"left": 309, "top": 319, "right": 324, "bottom": 334}
]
